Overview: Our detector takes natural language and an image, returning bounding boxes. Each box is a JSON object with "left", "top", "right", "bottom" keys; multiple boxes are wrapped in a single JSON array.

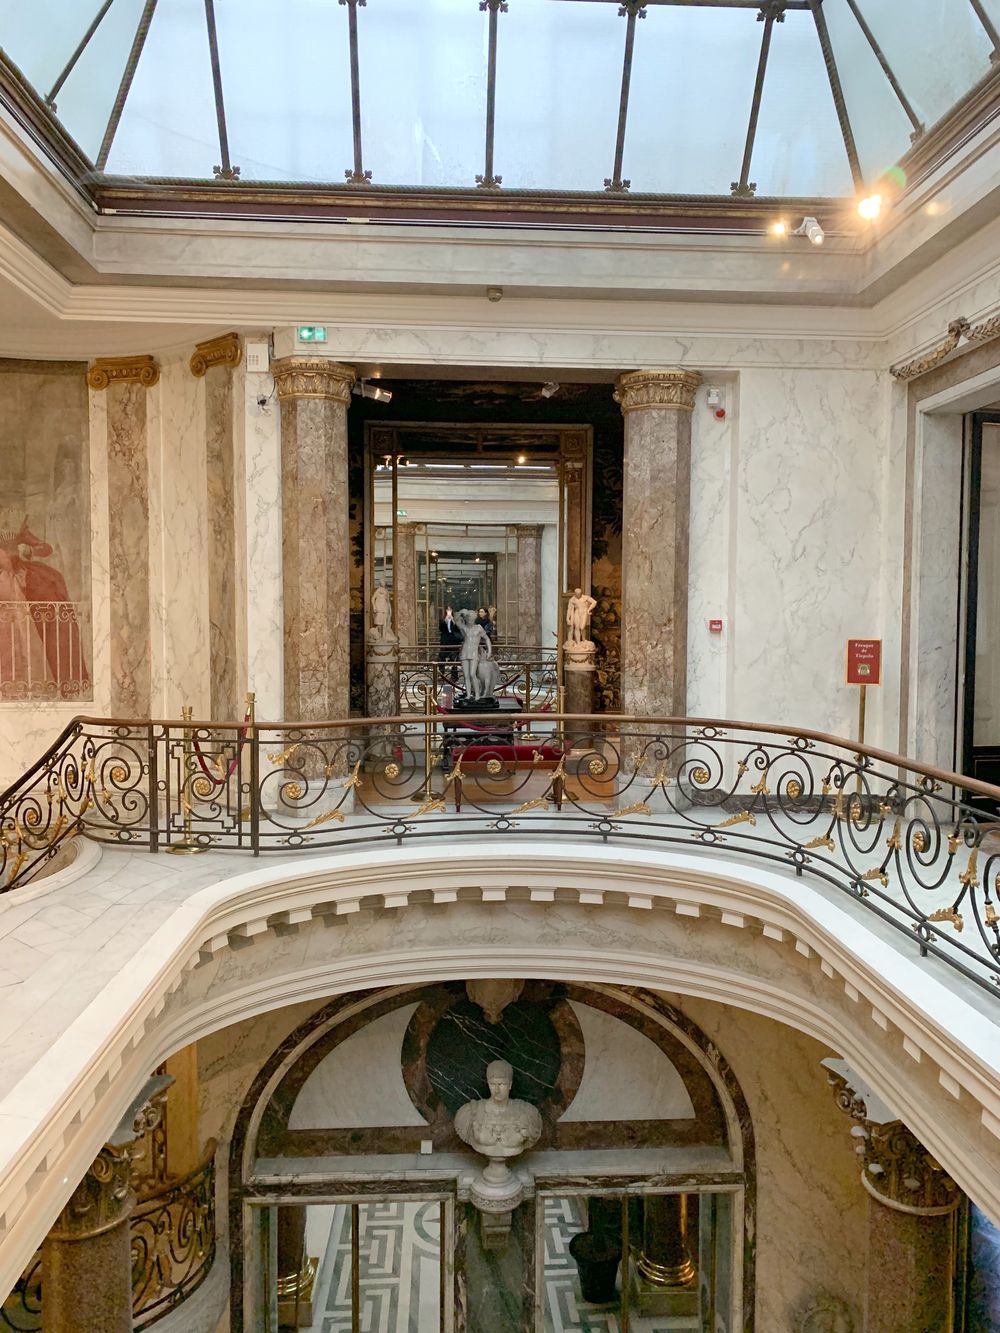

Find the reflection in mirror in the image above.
[{"left": 264, "top": 1200, "right": 445, "bottom": 1333}]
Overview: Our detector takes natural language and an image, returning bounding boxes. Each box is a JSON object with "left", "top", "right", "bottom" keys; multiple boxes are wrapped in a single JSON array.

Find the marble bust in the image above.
[{"left": 454, "top": 1059, "right": 542, "bottom": 1159}]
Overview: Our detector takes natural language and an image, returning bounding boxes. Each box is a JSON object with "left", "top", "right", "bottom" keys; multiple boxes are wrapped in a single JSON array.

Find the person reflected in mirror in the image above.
[
  {"left": 476, "top": 605, "right": 494, "bottom": 639},
  {"left": 439, "top": 604, "right": 463, "bottom": 682}
]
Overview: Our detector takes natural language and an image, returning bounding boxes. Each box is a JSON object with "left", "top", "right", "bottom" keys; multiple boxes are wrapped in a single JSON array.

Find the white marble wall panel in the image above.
[
  {"left": 541, "top": 522, "right": 558, "bottom": 651},
  {"left": 561, "top": 1001, "right": 694, "bottom": 1121},
  {"left": 148, "top": 358, "right": 210, "bottom": 717},
  {"left": 239, "top": 361, "right": 283, "bottom": 721},
  {"left": 289, "top": 1003, "right": 426, "bottom": 1129},
  {"left": 727, "top": 368, "right": 889, "bottom": 742},
  {"left": 687, "top": 381, "right": 736, "bottom": 720},
  {"left": 907, "top": 412, "right": 965, "bottom": 771},
  {"left": 674, "top": 995, "right": 866, "bottom": 1332}
]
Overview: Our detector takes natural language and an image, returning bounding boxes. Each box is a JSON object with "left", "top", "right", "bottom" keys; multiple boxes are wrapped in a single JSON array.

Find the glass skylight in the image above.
[{"left": 0, "top": 0, "right": 997, "bottom": 200}]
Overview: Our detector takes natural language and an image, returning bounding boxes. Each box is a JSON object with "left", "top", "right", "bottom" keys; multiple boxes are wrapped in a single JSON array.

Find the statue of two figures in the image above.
[
  {"left": 455, "top": 607, "right": 500, "bottom": 701},
  {"left": 455, "top": 1059, "right": 542, "bottom": 1218}
]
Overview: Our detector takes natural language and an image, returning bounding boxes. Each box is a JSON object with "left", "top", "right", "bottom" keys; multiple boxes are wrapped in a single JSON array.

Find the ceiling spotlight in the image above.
[
  {"left": 769, "top": 219, "right": 788, "bottom": 237},
  {"left": 793, "top": 216, "right": 825, "bottom": 246},
  {"left": 352, "top": 380, "right": 392, "bottom": 403},
  {"left": 857, "top": 193, "right": 882, "bottom": 221},
  {"left": 516, "top": 454, "right": 527, "bottom": 465},
  {"left": 540, "top": 381, "right": 560, "bottom": 398}
]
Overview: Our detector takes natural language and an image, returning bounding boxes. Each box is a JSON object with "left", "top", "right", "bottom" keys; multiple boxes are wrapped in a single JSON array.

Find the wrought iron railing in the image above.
[
  {"left": 397, "top": 656, "right": 558, "bottom": 712},
  {"left": 0, "top": 600, "right": 90, "bottom": 701},
  {"left": 0, "top": 1145, "right": 216, "bottom": 1332},
  {"left": 3, "top": 712, "right": 1000, "bottom": 995}
]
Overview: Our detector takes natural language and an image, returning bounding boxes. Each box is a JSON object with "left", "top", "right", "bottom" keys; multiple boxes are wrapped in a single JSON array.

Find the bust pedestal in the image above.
[{"left": 563, "top": 639, "right": 597, "bottom": 748}]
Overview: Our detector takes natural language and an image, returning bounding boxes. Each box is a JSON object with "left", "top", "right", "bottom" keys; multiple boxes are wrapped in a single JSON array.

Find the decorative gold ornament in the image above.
[
  {"left": 786, "top": 778, "right": 802, "bottom": 800},
  {"left": 271, "top": 357, "right": 356, "bottom": 403},
  {"left": 692, "top": 766, "right": 710, "bottom": 785},
  {"left": 191, "top": 775, "right": 215, "bottom": 800},
  {"left": 588, "top": 756, "right": 608, "bottom": 777},
  {"left": 384, "top": 762, "right": 401, "bottom": 779},
  {"left": 285, "top": 782, "right": 304, "bottom": 800},
  {"left": 486, "top": 758, "right": 503, "bottom": 775},
  {"left": 110, "top": 764, "right": 128, "bottom": 783},
  {"left": 189, "top": 332, "right": 242, "bottom": 377},
  {"left": 86, "top": 355, "right": 160, "bottom": 390},
  {"left": 928, "top": 906, "right": 963, "bottom": 932},
  {"left": 911, "top": 830, "right": 928, "bottom": 853},
  {"left": 613, "top": 368, "right": 701, "bottom": 414}
]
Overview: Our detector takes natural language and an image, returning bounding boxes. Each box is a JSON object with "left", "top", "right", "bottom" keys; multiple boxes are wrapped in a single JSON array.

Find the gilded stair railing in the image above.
[{"left": 3, "top": 711, "right": 1000, "bottom": 995}]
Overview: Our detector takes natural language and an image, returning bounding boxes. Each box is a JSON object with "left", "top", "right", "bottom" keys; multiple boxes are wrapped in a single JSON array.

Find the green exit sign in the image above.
[{"left": 297, "top": 325, "right": 327, "bottom": 343}]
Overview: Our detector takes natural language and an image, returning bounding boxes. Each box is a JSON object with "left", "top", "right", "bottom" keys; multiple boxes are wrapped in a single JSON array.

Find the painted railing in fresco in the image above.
[
  {"left": 2, "top": 711, "right": 1000, "bottom": 996},
  {"left": 0, "top": 1146, "right": 216, "bottom": 1331},
  {"left": 0, "top": 600, "right": 90, "bottom": 701}
]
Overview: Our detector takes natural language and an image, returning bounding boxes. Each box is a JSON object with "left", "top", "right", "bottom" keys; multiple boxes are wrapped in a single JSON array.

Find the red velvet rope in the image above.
[{"left": 191, "top": 707, "right": 252, "bottom": 783}]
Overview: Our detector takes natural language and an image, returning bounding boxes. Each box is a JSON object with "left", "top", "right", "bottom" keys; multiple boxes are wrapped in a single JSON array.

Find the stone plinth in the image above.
[
  {"left": 615, "top": 369, "right": 700, "bottom": 720},
  {"left": 273, "top": 358, "right": 355, "bottom": 721},
  {"left": 366, "top": 635, "right": 399, "bottom": 718},
  {"left": 563, "top": 640, "right": 596, "bottom": 747}
]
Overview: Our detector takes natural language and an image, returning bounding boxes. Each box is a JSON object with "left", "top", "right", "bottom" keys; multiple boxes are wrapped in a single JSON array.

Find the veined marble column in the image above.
[
  {"left": 395, "top": 521, "right": 418, "bottom": 649},
  {"left": 615, "top": 370, "right": 700, "bottom": 719},
  {"left": 272, "top": 358, "right": 355, "bottom": 721},
  {"left": 191, "top": 334, "right": 242, "bottom": 719},
  {"left": 516, "top": 524, "right": 543, "bottom": 648},
  {"left": 828, "top": 1065, "right": 961, "bottom": 1332},
  {"left": 41, "top": 1075, "right": 170, "bottom": 1333},
  {"left": 87, "top": 356, "right": 160, "bottom": 718}
]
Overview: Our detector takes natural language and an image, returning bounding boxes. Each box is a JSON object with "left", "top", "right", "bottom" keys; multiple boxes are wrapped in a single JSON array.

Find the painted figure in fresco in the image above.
[
  {"left": 0, "top": 519, "right": 89, "bottom": 696},
  {"left": 454, "top": 1059, "right": 542, "bottom": 1157}
]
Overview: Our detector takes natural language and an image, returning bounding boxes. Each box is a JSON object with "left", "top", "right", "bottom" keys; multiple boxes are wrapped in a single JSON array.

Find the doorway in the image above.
[{"left": 962, "top": 413, "right": 1000, "bottom": 791}]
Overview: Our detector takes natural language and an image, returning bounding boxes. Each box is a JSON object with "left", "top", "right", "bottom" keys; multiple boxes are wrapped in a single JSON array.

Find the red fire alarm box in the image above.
[{"left": 708, "top": 618, "right": 723, "bottom": 634}]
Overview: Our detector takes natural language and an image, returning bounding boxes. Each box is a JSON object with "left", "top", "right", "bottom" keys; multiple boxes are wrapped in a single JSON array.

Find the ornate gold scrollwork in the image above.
[
  {"left": 189, "top": 332, "right": 242, "bottom": 377},
  {"left": 613, "top": 368, "right": 701, "bottom": 413},
  {"left": 271, "top": 356, "right": 356, "bottom": 403},
  {"left": 86, "top": 355, "right": 160, "bottom": 390}
]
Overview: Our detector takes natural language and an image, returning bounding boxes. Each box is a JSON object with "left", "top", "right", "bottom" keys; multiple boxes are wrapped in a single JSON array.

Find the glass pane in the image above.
[
  {"left": 212, "top": 0, "right": 354, "bottom": 183},
  {"left": 493, "top": 0, "right": 621, "bottom": 191},
  {"left": 751, "top": 9, "right": 854, "bottom": 197},
  {"left": 543, "top": 1195, "right": 626, "bottom": 1326},
  {"left": 624, "top": 6, "right": 762, "bottom": 196},
  {"left": 0, "top": 0, "right": 108, "bottom": 93},
  {"left": 40, "top": 0, "right": 147, "bottom": 162},
  {"left": 858, "top": 0, "right": 993, "bottom": 131},
  {"left": 318, "top": 1200, "right": 442, "bottom": 1331},
  {"left": 357, "top": 0, "right": 487, "bottom": 188},
  {"left": 823, "top": 0, "right": 916, "bottom": 183},
  {"left": 974, "top": 426, "right": 1000, "bottom": 748},
  {"left": 106, "top": 0, "right": 217, "bottom": 178}
]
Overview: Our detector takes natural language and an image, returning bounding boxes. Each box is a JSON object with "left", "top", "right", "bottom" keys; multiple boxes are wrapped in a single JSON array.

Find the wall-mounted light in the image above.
[
  {"left": 792, "top": 216, "right": 825, "bottom": 246},
  {"left": 516, "top": 454, "right": 527, "bottom": 465},
  {"left": 769, "top": 219, "right": 788, "bottom": 237},
  {"left": 353, "top": 380, "right": 393, "bottom": 403},
  {"left": 540, "top": 382, "right": 560, "bottom": 398}
]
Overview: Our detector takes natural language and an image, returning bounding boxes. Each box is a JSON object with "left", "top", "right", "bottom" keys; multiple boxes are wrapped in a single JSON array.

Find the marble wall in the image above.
[{"left": 672, "top": 994, "right": 868, "bottom": 1331}]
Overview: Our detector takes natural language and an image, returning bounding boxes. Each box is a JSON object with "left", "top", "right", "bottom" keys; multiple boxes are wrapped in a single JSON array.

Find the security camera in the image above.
[
  {"left": 256, "top": 394, "right": 269, "bottom": 408},
  {"left": 793, "top": 216, "right": 825, "bottom": 246}
]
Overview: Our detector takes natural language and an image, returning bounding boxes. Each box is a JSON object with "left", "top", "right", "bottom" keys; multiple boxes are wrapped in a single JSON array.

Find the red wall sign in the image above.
[{"left": 846, "top": 638, "right": 882, "bottom": 686}]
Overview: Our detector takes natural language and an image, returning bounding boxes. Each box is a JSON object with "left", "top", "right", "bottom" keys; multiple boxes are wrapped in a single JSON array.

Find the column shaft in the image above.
[
  {"left": 395, "top": 522, "right": 418, "bottom": 648},
  {"left": 616, "top": 370, "right": 700, "bottom": 719},
  {"left": 106, "top": 381, "right": 152, "bottom": 717},
  {"left": 204, "top": 364, "right": 239, "bottom": 718},
  {"left": 864, "top": 1197, "right": 955, "bottom": 1332},
  {"left": 273, "top": 359, "right": 355, "bottom": 721},
  {"left": 516, "top": 524, "right": 543, "bottom": 648}
]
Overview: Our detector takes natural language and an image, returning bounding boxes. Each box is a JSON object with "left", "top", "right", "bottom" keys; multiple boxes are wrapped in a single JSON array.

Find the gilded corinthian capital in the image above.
[
  {"left": 271, "top": 357, "right": 356, "bottom": 403},
  {"left": 614, "top": 369, "right": 701, "bottom": 413}
]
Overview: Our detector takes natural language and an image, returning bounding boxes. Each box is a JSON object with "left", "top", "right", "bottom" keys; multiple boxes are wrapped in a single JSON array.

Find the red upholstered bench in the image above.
[{"left": 455, "top": 742, "right": 564, "bottom": 764}]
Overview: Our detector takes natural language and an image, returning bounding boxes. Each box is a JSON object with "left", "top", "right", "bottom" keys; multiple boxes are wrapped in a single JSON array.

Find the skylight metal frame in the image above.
[{"left": 2, "top": 0, "right": 1000, "bottom": 230}]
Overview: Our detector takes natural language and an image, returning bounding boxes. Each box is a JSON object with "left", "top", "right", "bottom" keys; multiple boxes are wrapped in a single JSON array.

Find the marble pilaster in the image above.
[
  {"left": 516, "top": 524, "right": 543, "bottom": 648},
  {"left": 203, "top": 352, "right": 240, "bottom": 719},
  {"left": 616, "top": 369, "right": 700, "bottom": 719},
  {"left": 273, "top": 358, "right": 355, "bottom": 721},
  {"left": 394, "top": 522, "right": 418, "bottom": 648},
  {"left": 366, "top": 638, "right": 399, "bottom": 718},
  {"left": 105, "top": 378, "right": 153, "bottom": 717}
]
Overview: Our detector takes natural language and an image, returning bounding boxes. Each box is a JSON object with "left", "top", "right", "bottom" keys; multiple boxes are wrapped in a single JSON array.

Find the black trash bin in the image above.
[{"left": 568, "top": 1231, "right": 622, "bottom": 1304}]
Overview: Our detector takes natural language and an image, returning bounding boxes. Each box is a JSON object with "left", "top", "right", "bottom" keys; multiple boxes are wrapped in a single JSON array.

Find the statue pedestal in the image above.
[
  {"left": 470, "top": 1156, "right": 525, "bottom": 1213},
  {"left": 563, "top": 639, "right": 597, "bottom": 748},
  {"left": 366, "top": 632, "right": 399, "bottom": 719}
]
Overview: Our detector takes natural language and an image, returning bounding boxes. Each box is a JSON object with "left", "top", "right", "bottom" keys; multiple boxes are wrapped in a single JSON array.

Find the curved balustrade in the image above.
[
  {"left": 0, "top": 1145, "right": 216, "bottom": 1332},
  {"left": 3, "top": 713, "right": 1000, "bottom": 995},
  {"left": 397, "top": 656, "right": 558, "bottom": 712}
]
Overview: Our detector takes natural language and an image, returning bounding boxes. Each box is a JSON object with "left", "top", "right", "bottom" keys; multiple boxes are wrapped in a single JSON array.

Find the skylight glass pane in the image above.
[
  {"left": 0, "top": 0, "right": 106, "bottom": 94},
  {"left": 625, "top": 6, "right": 761, "bottom": 196},
  {"left": 105, "top": 0, "right": 217, "bottom": 178},
  {"left": 822, "top": 0, "right": 915, "bottom": 184},
  {"left": 493, "top": 0, "right": 621, "bottom": 192},
  {"left": 357, "top": 0, "right": 487, "bottom": 189},
  {"left": 750, "top": 10, "right": 853, "bottom": 198},
  {"left": 15, "top": 0, "right": 148, "bottom": 162},
  {"left": 860, "top": 0, "right": 992, "bottom": 130},
  {"left": 212, "top": 0, "right": 354, "bottom": 182}
]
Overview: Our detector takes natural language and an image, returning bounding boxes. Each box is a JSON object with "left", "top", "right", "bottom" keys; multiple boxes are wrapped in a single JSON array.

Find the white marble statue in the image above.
[
  {"left": 455, "top": 1059, "right": 542, "bottom": 1158},
  {"left": 566, "top": 587, "right": 597, "bottom": 645},
  {"left": 456, "top": 608, "right": 495, "bottom": 700},
  {"left": 370, "top": 581, "right": 394, "bottom": 640}
]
